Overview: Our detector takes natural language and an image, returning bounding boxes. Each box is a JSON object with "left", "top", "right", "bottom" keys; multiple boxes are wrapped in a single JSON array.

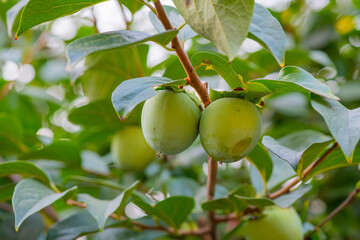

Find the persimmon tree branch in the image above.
[
  {"left": 269, "top": 142, "right": 339, "bottom": 199},
  {"left": 152, "top": 0, "right": 211, "bottom": 107},
  {"left": 305, "top": 186, "right": 360, "bottom": 239},
  {"left": 152, "top": 1, "right": 217, "bottom": 239},
  {"left": 66, "top": 198, "right": 210, "bottom": 236}
]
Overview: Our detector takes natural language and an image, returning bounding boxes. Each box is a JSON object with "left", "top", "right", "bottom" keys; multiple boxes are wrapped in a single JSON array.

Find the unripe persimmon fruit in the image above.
[
  {"left": 244, "top": 206, "right": 303, "bottom": 240},
  {"left": 199, "top": 98, "right": 262, "bottom": 162},
  {"left": 141, "top": 90, "right": 201, "bottom": 155},
  {"left": 111, "top": 126, "right": 155, "bottom": 171}
]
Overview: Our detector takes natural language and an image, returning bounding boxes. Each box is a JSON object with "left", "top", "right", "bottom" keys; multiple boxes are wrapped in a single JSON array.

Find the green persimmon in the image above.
[
  {"left": 244, "top": 206, "right": 303, "bottom": 240},
  {"left": 199, "top": 98, "right": 262, "bottom": 162},
  {"left": 141, "top": 90, "right": 202, "bottom": 155},
  {"left": 111, "top": 126, "right": 155, "bottom": 171}
]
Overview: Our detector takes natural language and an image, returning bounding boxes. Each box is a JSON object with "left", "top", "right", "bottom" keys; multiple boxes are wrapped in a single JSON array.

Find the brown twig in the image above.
[
  {"left": 269, "top": 142, "right": 339, "bottom": 199},
  {"left": 305, "top": 187, "right": 360, "bottom": 239},
  {"left": 206, "top": 157, "right": 219, "bottom": 239},
  {"left": 152, "top": 0, "right": 211, "bottom": 107}
]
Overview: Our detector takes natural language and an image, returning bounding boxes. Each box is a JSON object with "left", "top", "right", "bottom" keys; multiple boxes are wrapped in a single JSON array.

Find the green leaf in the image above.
[
  {"left": 229, "top": 184, "right": 256, "bottom": 197},
  {"left": 244, "top": 81, "right": 271, "bottom": 100},
  {"left": 263, "top": 136, "right": 335, "bottom": 173},
  {"left": 66, "top": 176, "right": 126, "bottom": 192},
  {"left": 249, "top": 3, "right": 286, "bottom": 66},
  {"left": 311, "top": 95, "right": 360, "bottom": 162},
  {"left": 20, "top": 140, "right": 82, "bottom": 166},
  {"left": 303, "top": 144, "right": 360, "bottom": 182},
  {"left": 77, "top": 45, "right": 149, "bottom": 98},
  {"left": 262, "top": 136, "right": 302, "bottom": 169},
  {"left": 201, "top": 198, "right": 235, "bottom": 211},
  {"left": 0, "top": 113, "right": 27, "bottom": 155},
  {"left": 68, "top": 99, "right": 123, "bottom": 127},
  {"left": 118, "top": 0, "right": 143, "bottom": 15},
  {"left": 165, "top": 177, "right": 200, "bottom": 197},
  {"left": 173, "top": 0, "right": 255, "bottom": 61},
  {"left": 154, "top": 196, "right": 195, "bottom": 229},
  {"left": 191, "top": 52, "right": 242, "bottom": 89},
  {"left": 47, "top": 210, "right": 129, "bottom": 240},
  {"left": 0, "top": 213, "right": 44, "bottom": 240},
  {"left": 0, "top": 161, "right": 51, "bottom": 187},
  {"left": 77, "top": 181, "right": 139, "bottom": 231},
  {"left": 246, "top": 144, "right": 273, "bottom": 188},
  {"left": 148, "top": 5, "right": 197, "bottom": 42},
  {"left": 66, "top": 30, "right": 178, "bottom": 66},
  {"left": 15, "top": 0, "right": 108, "bottom": 38},
  {"left": 111, "top": 77, "right": 183, "bottom": 120},
  {"left": 12, "top": 179, "right": 77, "bottom": 230},
  {"left": 209, "top": 89, "right": 246, "bottom": 102},
  {"left": 0, "top": 183, "right": 16, "bottom": 203},
  {"left": 272, "top": 184, "right": 312, "bottom": 208},
  {"left": 250, "top": 66, "right": 339, "bottom": 100},
  {"left": 297, "top": 140, "right": 335, "bottom": 178}
]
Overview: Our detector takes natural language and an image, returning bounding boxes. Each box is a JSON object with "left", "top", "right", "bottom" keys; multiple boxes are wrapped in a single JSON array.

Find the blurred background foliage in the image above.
[{"left": 0, "top": 0, "right": 359, "bottom": 239}]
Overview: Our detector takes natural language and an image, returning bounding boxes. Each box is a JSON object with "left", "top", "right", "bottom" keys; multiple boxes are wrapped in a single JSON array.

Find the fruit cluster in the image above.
[{"left": 111, "top": 89, "right": 262, "bottom": 171}]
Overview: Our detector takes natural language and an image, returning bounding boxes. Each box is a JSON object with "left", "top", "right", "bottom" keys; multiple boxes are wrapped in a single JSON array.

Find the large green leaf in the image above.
[
  {"left": 68, "top": 99, "right": 123, "bottom": 127},
  {"left": 250, "top": 66, "right": 339, "bottom": 100},
  {"left": 263, "top": 136, "right": 335, "bottom": 172},
  {"left": 303, "top": 144, "right": 360, "bottom": 181},
  {"left": 0, "top": 161, "right": 51, "bottom": 187},
  {"left": 272, "top": 184, "right": 312, "bottom": 207},
  {"left": 191, "top": 52, "right": 241, "bottom": 89},
  {"left": 262, "top": 136, "right": 302, "bottom": 169},
  {"left": 311, "top": 95, "right": 360, "bottom": 162},
  {"left": 78, "top": 45, "right": 149, "bottom": 100},
  {"left": 246, "top": 144, "right": 273, "bottom": 190},
  {"left": 154, "top": 196, "right": 195, "bottom": 229},
  {"left": 77, "top": 181, "right": 139, "bottom": 231},
  {"left": 173, "top": 0, "right": 254, "bottom": 61},
  {"left": 20, "top": 140, "right": 82, "bottom": 166},
  {"left": 148, "top": 5, "right": 197, "bottom": 42},
  {"left": 0, "top": 113, "right": 27, "bottom": 155},
  {"left": 249, "top": 3, "right": 286, "bottom": 66},
  {"left": 0, "top": 213, "right": 43, "bottom": 240},
  {"left": 67, "top": 30, "right": 178, "bottom": 66},
  {"left": 111, "top": 77, "right": 186, "bottom": 120},
  {"left": 12, "top": 179, "right": 77, "bottom": 230},
  {"left": 297, "top": 140, "right": 335, "bottom": 178},
  {"left": 15, "top": 0, "right": 108, "bottom": 38}
]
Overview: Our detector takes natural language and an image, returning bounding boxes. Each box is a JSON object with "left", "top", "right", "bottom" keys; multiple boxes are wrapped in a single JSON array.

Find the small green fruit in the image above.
[
  {"left": 244, "top": 206, "right": 303, "bottom": 240},
  {"left": 111, "top": 126, "right": 155, "bottom": 171},
  {"left": 199, "top": 98, "right": 262, "bottom": 162},
  {"left": 141, "top": 90, "right": 202, "bottom": 155}
]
